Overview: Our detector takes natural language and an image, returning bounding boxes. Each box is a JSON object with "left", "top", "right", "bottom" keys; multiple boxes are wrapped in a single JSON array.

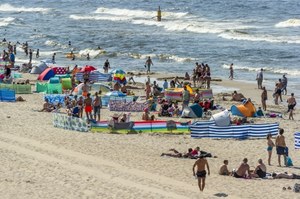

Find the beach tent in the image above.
[
  {"left": 80, "top": 65, "right": 96, "bottom": 73},
  {"left": 30, "top": 66, "right": 42, "bottom": 74},
  {"left": 38, "top": 63, "right": 48, "bottom": 72},
  {"left": 231, "top": 100, "right": 256, "bottom": 117},
  {"left": 52, "top": 66, "right": 68, "bottom": 74},
  {"left": 182, "top": 103, "right": 203, "bottom": 118},
  {"left": 61, "top": 78, "right": 72, "bottom": 90},
  {"left": 210, "top": 110, "right": 231, "bottom": 126},
  {"left": 37, "top": 68, "right": 55, "bottom": 81}
]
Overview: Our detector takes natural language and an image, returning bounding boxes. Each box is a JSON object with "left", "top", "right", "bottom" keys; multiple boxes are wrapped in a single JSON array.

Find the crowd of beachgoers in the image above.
[{"left": 1, "top": 38, "right": 299, "bottom": 195}]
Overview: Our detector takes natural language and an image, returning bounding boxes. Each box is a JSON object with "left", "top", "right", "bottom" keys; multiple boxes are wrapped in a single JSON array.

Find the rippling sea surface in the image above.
[{"left": 0, "top": 0, "right": 299, "bottom": 91}]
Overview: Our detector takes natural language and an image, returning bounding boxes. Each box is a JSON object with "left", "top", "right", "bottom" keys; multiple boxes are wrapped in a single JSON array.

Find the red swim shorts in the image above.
[{"left": 85, "top": 105, "right": 92, "bottom": 113}]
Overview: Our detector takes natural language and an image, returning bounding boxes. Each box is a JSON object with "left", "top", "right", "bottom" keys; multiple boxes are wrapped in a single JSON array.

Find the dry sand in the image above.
[{"left": 0, "top": 74, "right": 299, "bottom": 199}]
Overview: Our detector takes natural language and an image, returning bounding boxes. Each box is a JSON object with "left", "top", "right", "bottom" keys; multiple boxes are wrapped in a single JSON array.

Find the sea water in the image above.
[{"left": 0, "top": 0, "right": 299, "bottom": 93}]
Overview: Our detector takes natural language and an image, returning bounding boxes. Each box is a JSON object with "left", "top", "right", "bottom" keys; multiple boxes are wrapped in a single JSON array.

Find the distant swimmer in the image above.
[
  {"left": 36, "top": 49, "right": 39, "bottom": 58},
  {"left": 52, "top": 53, "right": 56, "bottom": 63},
  {"left": 87, "top": 53, "right": 90, "bottom": 61},
  {"left": 2, "top": 38, "right": 6, "bottom": 42},
  {"left": 68, "top": 41, "right": 71, "bottom": 47},
  {"left": 157, "top": 6, "right": 162, "bottom": 21}
]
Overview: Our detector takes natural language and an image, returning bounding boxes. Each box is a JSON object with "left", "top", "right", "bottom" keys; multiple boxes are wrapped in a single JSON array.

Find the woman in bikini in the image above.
[{"left": 267, "top": 133, "right": 275, "bottom": 166}]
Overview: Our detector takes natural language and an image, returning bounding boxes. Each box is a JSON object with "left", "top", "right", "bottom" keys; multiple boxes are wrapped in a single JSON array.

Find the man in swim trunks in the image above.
[
  {"left": 193, "top": 155, "right": 210, "bottom": 191},
  {"left": 84, "top": 93, "right": 93, "bottom": 121},
  {"left": 145, "top": 56, "right": 153, "bottom": 74},
  {"left": 234, "top": 158, "right": 250, "bottom": 178},
  {"left": 275, "top": 128, "right": 286, "bottom": 166},
  {"left": 287, "top": 93, "right": 296, "bottom": 120}
]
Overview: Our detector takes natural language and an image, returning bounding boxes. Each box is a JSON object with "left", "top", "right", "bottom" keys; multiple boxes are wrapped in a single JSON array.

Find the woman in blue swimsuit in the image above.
[{"left": 267, "top": 133, "right": 275, "bottom": 166}]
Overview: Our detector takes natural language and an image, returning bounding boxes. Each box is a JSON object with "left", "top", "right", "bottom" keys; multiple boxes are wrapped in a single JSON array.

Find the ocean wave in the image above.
[
  {"left": 0, "top": 17, "right": 15, "bottom": 27},
  {"left": 222, "top": 64, "right": 300, "bottom": 76},
  {"left": 70, "top": 7, "right": 251, "bottom": 35},
  {"left": 94, "top": 7, "right": 188, "bottom": 19},
  {"left": 218, "top": 30, "right": 300, "bottom": 44},
  {"left": 45, "top": 40, "right": 69, "bottom": 49},
  {"left": 15, "top": 58, "right": 38, "bottom": 64},
  {"left": 125, "top": 52, "right": 195, "bottom": 62},
  {"left": 275, "top": 19, "right": 300, "bottom": 28},
  {"left": 78, "top": 48, "right": 106, "bottom": 58},
  {"left": 0, "top": 3, "right": 50, "bottom": 13}
]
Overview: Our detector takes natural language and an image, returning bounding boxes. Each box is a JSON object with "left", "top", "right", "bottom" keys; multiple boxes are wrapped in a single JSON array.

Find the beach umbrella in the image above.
[
  {"left": 80, "top": 65, "right": 97, "bottom": 72},
  {"left": 111, "top": 69, "right": 126, "bottom": 74},
  {"left": 112, "top": 68, "right": 126, "bottom": 84}
]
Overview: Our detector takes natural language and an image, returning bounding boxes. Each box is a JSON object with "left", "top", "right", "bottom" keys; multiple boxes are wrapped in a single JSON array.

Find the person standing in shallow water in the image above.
[
  {"left": 229, "top": 63, "right": 234, "bottom": 80},
  {"left": 145, "top": 56, "right": 153, "bottom": 74},
  {"left": 193, "top": 155, "right": 210, "bottom": 192}
]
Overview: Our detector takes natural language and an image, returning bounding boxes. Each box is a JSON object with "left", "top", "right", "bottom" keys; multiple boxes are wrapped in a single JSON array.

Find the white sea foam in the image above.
[
  {"left": 275, "top": 19, "right": 300, "bottom": 28},
  {"left": 0, "top": 3, "right": 50, "bottom": 13},
  {"left": 222, "top": 64, "right": 300, "bottom": 76},
  {"left": 45, "top": 40, "right": 68, "bottom": 49},
  {"left": 78, "top": 48, "right": 105, "bottom": 58},
  {"left": 70, "top": 7, "right": 251, "bottom": 35},
  {"left": 0, "top": 17, "right": 15, "bottom": 27},
  {"left": 218, "top": 30, "right": 300, "bottom": 44},
  {"left": 94, "top": 7, "right": 188, "bottom": 19},
  {"left": 15, "top": 58, "right": 38, "bottom": 64},
  {"left": 126, "top": 52, "right": 195, "bottom": 62}
]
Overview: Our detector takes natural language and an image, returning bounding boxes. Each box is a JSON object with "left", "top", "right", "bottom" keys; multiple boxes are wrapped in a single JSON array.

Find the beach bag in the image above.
[
  {"left": 293, "top": 183, "right": 300, "bottom": 193},
  {"left": 286, "top": 156, "right": 293, "bottom": 167}
]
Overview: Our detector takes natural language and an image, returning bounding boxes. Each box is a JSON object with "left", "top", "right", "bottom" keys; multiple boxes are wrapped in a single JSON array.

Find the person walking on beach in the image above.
[
  {"left": 193, "top": 155, "right": 210, "bottom": 192},
  {"left": 229, "top": 63, "right": 234, "bottom": 80},
  {"left": 261, "top": 86, "right": 268, "bottom": 111},
  {"left": 267, "top": 133, "right": 275, "bottom": 165},
  {"left": 256, "top": 68, "right": 263, "bottom": 89},
  {"left": 36, "top": 49, "right": 39, "bottom": 58},
  {"left": 287, "top": 93, "right": 296, "bottom": 120},
  {"left": 275, "top": 128, "right": 286, "bottom": 167},
  {"left": 282, "top": 74, "right": 288, "bottom": 95},
  {"left": 93, "top": 91, "right": 102, "bottom": 122},
  {"left": 145, "top": 56, "right": 153, "bottom": 74}
]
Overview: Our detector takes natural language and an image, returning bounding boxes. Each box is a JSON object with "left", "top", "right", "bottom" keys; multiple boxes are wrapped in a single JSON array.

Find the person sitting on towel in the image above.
[
  {"left": 233, "top": 158, "right": 251, "bottom": 178},
  {"left": 142, "top": 108, "right": 155, "bottom": 121},
  {"left": 39, "top": 99, "right": 54, "bottom": 112},
  {"left": 219, "top": 160, "right": 231, "bottom": 176}
]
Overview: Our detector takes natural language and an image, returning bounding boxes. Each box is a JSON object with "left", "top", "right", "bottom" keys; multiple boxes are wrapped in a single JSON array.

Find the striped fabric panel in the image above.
[
  {"left": 295, "top": 132, "right": 300, "bottom": 149},
  {"left": 190, "top": 121, "right": 279, "bottom": 139}
]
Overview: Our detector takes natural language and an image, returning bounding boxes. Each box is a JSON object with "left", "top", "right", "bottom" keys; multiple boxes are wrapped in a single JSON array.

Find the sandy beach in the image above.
[{"left": 0, "top": 73, "right": 299, "bottom": 199}]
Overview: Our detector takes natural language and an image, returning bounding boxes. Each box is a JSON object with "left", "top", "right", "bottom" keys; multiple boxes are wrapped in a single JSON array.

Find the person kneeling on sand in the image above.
[
  {"left": 233, "top": 158, "right": 251, "bottom": 178},
  {"left": 161, "top": 148, "right": 193, "bottom": 158},
  {"left": 251, "top": 159, "right": 267, "bottom": 178},
  {"left": 231, "top": 91, "right": 245, "bottom": 102},
  {"left": 219, "top": 160, "right": 231, "bottom": 176}
]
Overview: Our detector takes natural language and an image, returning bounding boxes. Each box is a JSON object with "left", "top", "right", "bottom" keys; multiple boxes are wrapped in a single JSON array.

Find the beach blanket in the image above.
[
  {"left": 190, "top": 121, "right": 278, "bottom": 139},
  {"left": 109, "top": 100, "right": 148, "bottom": 112},
  {"left": 91, "top": 120, "right": 190, "bottom": 134},
  {"left": 53, "top": 113, "right": 89, "bottom": 132}
]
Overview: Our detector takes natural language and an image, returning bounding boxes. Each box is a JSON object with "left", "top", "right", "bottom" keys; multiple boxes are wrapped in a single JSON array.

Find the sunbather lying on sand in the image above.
[
  {"left": 161, "top": 148, "right": 193, "bottom": 158},
  {"left": 231, "top": 91, "right": 245, "bottom": 102},
  {"left": 272, "top": 172, "right": 300, "bottom": 179}
]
